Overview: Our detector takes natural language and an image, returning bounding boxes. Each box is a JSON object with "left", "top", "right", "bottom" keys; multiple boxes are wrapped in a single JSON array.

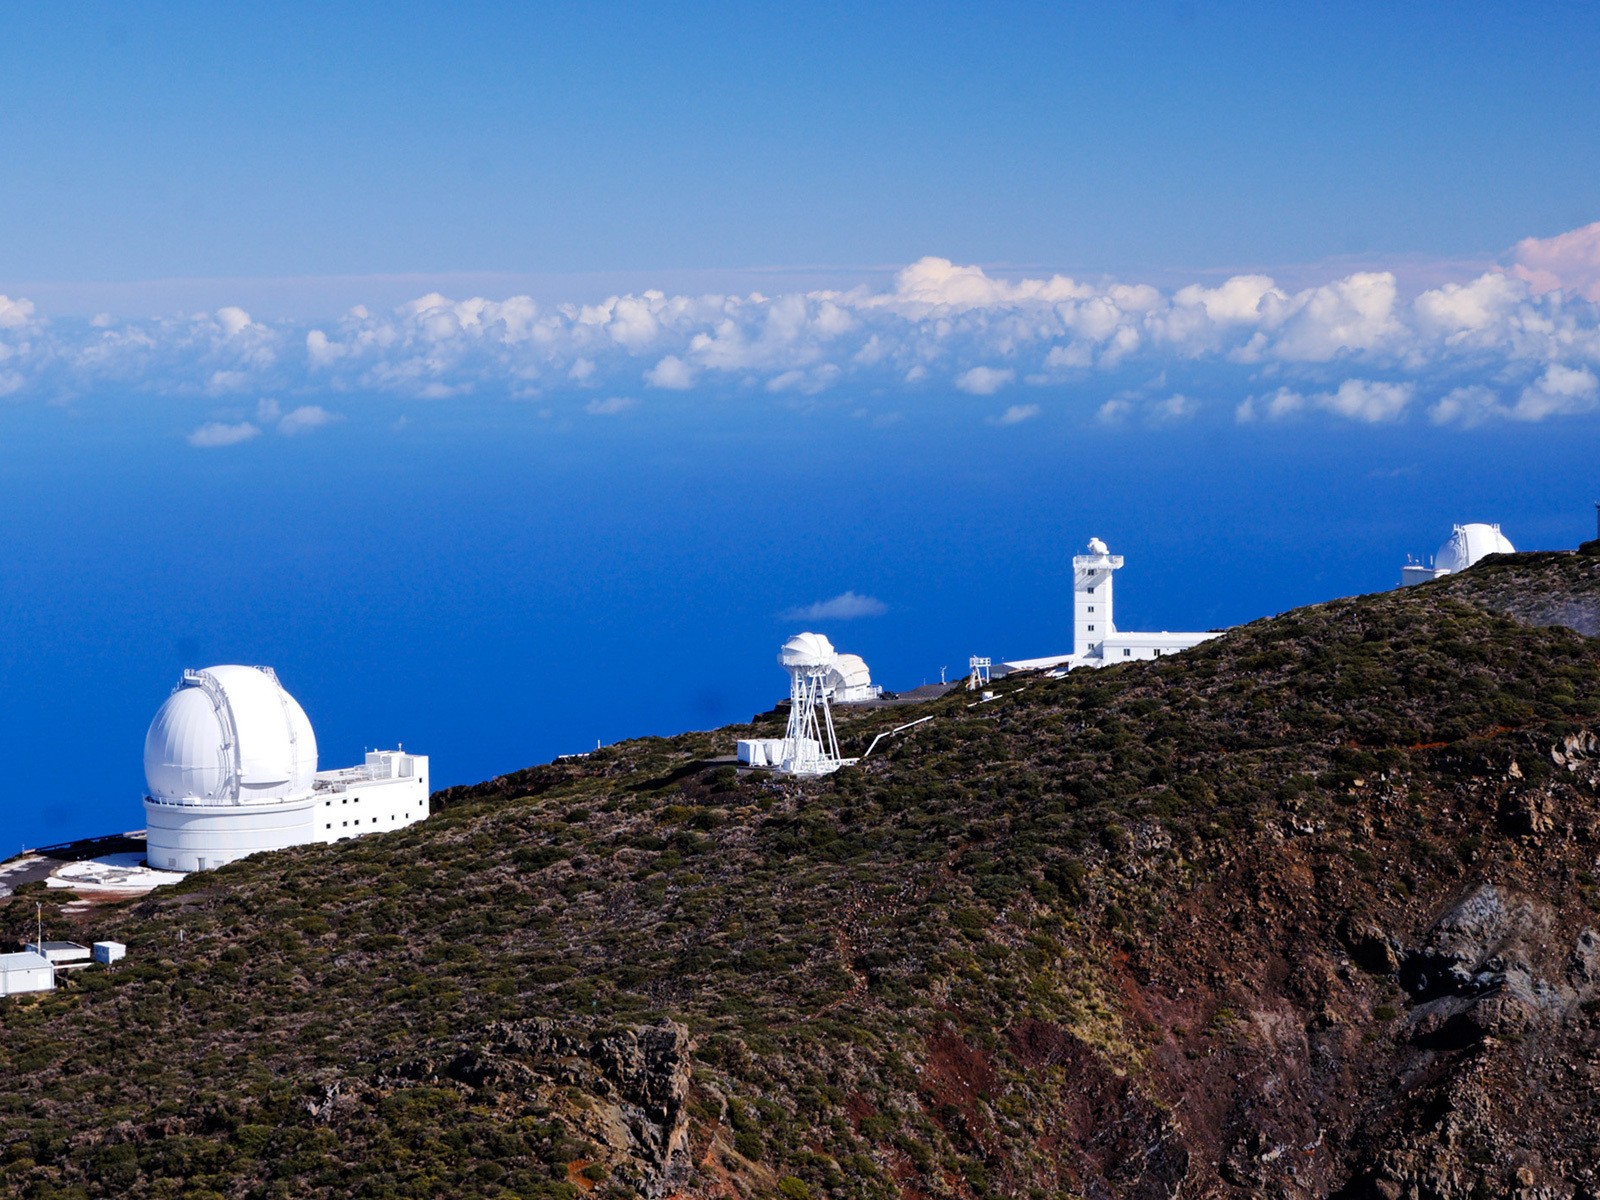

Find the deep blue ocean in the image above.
[{"left": 2, "top": 392, "right": 1595, "bottom": 853}]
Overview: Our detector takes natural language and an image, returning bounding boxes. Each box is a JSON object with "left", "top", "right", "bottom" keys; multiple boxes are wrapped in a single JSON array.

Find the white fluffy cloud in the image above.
[
  {"left": 0, "top": 295, "right": 38, "bottom": 330},
  {"left": 1429, "top": 365, "right": 1600, "bottom": 425},
  {"left": 993, "top": 403, "right": 1040, "bottom": 425},
  {"left": 187, "top": 420, "right": 260, "bottom": 448},
  {"left": 781, "top": 591, "right": 888, "bottom": 621},
  {"left": 276, "top": 404, "right": 338, "bottom": 435},
  {"left": 1508, "top": 222, "right": 1600, "bottom": 301},
  {"left": 1238, "top": 380, "right": 1411, "bottom": 423},
  {"left": 1316, "top": 379, "right": 1414, "bottom": 423},
  {"left": 955, "top": 366, "right": 1014, "bottom": 395},
  {"left": 1149, "top": 393, "right": 1199, "bottom": 422},
  {"left": 644, "top": 355, "right": 693, "bottom": 389},
  {"left": 1512, "top": 363, "right": 1599, "bottom": 420},
  {"left": 9, "top": 230, "right": 1600, "bottom": 430}
]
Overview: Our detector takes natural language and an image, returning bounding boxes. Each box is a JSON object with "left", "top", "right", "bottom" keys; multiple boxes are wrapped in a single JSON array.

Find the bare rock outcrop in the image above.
[{"left": 384, "top": 1017, "right": 695, "bottom": 1197}]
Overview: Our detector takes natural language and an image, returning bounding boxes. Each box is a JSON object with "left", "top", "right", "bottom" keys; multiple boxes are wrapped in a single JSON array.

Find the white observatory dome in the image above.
[
  {"left": 1434, "top": 523, "right": 1515, "bottom": 575},
  {"left": 1086, "top": 537, "right": 1109, "bottom": 555},
  {"left": 779, "top": 632, "right": 837, "bottom": 670},
  {"left": 144, "top": 665, "right": 318, "bottom": 805},
  {"left": 827, "top": 653, "right": 873, "bottom": 691}
]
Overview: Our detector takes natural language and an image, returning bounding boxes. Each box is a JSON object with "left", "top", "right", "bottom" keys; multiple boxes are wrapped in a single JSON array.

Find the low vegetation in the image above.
[{"left": 3, "top": 544, "right": 1600, "bottom": 1198}]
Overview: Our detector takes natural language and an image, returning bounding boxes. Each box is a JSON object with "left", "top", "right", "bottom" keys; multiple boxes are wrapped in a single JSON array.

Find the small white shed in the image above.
[
  {"left": 0, "top": 951, "right": 55, "bottom": 997},
  {"left": 737, "top": 738, "right": 786, "bottom": 768},
  {"left": 24, "top": 941, "right": 91, "bottom": 965},
  {"left": 93, "top": 941, "right": 126, "bottom": 964}
]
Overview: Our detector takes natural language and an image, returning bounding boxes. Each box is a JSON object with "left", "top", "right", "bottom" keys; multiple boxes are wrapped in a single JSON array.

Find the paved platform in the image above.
[{"left": 0, "top": 832, "right": 184, "bottom": 903}]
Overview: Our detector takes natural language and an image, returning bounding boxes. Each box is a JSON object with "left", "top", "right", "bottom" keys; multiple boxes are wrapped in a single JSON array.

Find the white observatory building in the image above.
[
  {"left": 1000, "top": 537, "right": 1220, "bottom": 674},
  {"left": 143, "top": 665, "right": 429, "bottom": 872},
  {"left": 1400, "top": 522, "right": 1515, "bottom": 587}
]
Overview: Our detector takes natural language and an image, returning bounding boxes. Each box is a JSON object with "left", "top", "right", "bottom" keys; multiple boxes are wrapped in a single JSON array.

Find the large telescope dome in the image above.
[
  {"left": 1434, "top": 523, "right": 1515, "bottom": 575},
  {"left": 144, "top": 665, "right": 318, "bottom": 805}
]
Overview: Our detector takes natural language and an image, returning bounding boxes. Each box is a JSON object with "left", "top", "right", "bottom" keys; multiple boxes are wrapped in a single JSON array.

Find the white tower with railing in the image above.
[
  {"left": 1073, "top": 537, "right": 1124, "bottom": 660},
  {"left": 998, "top": 537, "right": 1219, "bottom": 674}
]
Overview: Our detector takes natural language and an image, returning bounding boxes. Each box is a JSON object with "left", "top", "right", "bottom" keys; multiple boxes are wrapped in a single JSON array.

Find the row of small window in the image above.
[
  {"left": 322, "top": 785, "right": 425, "bottom": 808},
  {"left": 325, "top": 806, "right": 426, "bottom": 831},
  {"left": 1120, "top": 648, "right": 1165, "bottom": 657}
]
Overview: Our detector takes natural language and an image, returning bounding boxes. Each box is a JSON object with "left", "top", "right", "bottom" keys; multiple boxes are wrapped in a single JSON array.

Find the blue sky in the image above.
[
  {"left": 4, "top": 3, "right": 1600, "bottom": 303},
  {"left": 4, "top": 4, "right": 1600, "bottom": 849}
]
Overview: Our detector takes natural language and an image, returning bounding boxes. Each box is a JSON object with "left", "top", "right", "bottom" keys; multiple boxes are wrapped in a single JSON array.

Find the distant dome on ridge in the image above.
[
  {"left": 1434, "top": 523, "right": 1515, "bottom": 575},
  {"left": 143, "top": 665, "right": 317, "bottom": 805}
]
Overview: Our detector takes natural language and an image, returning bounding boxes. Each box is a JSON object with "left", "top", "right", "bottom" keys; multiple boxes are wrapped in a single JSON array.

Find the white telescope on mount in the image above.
[{"left": 777, "top": 632, "right": 844, "bottom": 775}]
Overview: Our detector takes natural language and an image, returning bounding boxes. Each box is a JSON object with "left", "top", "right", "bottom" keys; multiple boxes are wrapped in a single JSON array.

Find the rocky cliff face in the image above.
[
  {"left": 376, "top": 1019, "right": 695, "bottom": 1197},
  {"left": 3, "top": 550, "right": 1600, "bottom": 1199}
]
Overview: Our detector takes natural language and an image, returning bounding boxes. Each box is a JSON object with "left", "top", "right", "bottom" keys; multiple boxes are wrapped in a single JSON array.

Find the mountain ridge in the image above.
[{"left": 4, "top": 546, "right": 1600, "bottom": 1199}]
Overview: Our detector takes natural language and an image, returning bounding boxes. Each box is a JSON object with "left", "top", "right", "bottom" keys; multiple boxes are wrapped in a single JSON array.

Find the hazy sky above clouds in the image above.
[{"left": 2, "top": 3, "right": 1599, "bottom": 305}]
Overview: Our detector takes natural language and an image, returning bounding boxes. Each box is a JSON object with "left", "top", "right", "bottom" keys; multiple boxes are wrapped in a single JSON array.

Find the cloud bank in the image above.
[{"left": 10, "top": 225, "right": 1600, "bottom": 429}]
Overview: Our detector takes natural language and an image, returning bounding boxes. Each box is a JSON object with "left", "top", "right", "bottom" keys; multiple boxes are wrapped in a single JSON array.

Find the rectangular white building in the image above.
[
  {"left": 312, "top": 749, "right": 430, "bottom": 842},
  {"left": 0, "top": 951, "right": 55, "bottom": 997},
  {"left": 24, "top": 941, "right": 92, "bottom": 965}
]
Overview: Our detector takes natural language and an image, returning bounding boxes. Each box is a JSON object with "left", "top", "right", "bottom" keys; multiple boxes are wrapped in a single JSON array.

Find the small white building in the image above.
[
  {"left": 143, "top": 665, "right": 430, "bottom": 873},
  {"left": 1000, "top": 538, "right": 1221, "bottom": 674},
  {"left": 93, "top": 942, "right": 126, "bottom": 964},
  {"left": 1400, "top": 523, "right": 1514, "bottom": 587},
  {"left": 736, "top": 737, "right": 794, "bottom": 769},
  {"left": 23, "top": 941, "right": 91, "bottom": 965},
  {"left": 0, "top": 951, "right": 55, "bottom": 997}
]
